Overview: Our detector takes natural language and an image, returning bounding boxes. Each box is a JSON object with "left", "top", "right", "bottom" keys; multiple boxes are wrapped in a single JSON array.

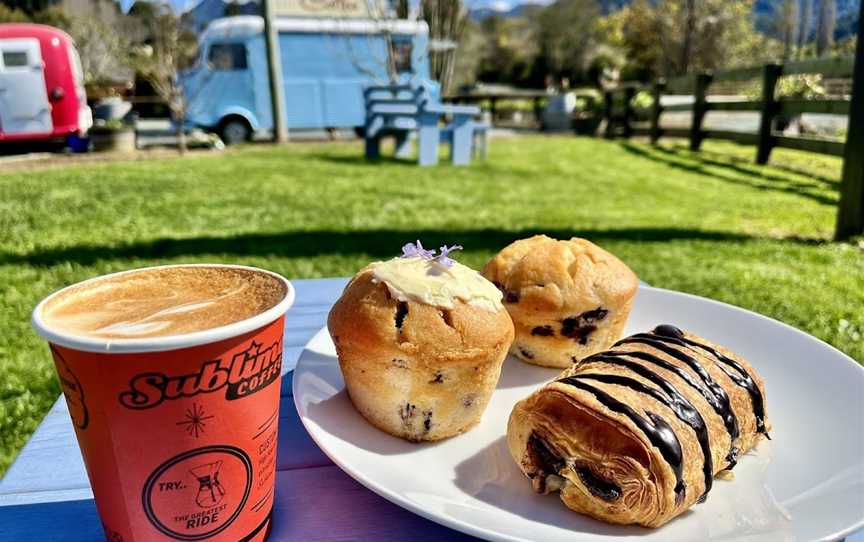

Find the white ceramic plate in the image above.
[{"left": 293, "top": 286, "right": 864, "bottom": 542}]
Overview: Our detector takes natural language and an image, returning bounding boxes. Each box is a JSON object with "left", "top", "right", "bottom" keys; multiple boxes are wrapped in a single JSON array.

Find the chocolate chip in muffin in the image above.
[
  {"left": 561, "top": 307, "right": 608, "bottom": 344},
  {"left": 561, "top": 324, "right": 597, "bottom": 345},
  {"left": 519, "top": 347, "right": 535, "bottom": 359},
  {"left": 531, "top": 325, "right": 555, "bottom": 336},
  {"left": 394, "top": 301, "right": 409, "bottom": 329},
  {"left": 580, "top": 307, "right": 609, "bottom": 323},
  {"left": 399, "top": 403, "right": 416, "bottom": 426},
  {"left": 422, "top": 410, "right": 433, "bottom": 433},
  {"left": 429, "top": 371, "right": 445, "bottom": 384},
  {"left": 392, "top": 358, "right": 409, "bottom": 369},
  {"left": 462, "top": 394, "right": 477, "bottom": 408},
  {"left": 492, "top": 280, "right": 520, "bottom": 303}
]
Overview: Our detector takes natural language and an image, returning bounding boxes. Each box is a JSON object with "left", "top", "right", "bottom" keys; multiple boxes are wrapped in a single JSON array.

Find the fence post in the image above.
[
  {"left": 756, "top": 63, "right": 783, "bottom": 165},
  {"left": 623, "top": 86, "right": 636, "bottom": 138},
  {"left": 650, "top": 79, "right": 666, "bottom": 144},
  {"left": 835, "top": 3, "right": 864, "bottom": 240},
  {"left": 690, "top": 73, "right": 712, "bottom": 151},
  {"left": 603, "top": 90, "right": 615, "bottom": 139}
]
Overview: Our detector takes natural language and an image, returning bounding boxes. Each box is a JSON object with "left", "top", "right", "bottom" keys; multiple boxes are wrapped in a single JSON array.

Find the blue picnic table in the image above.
[
  {"left": 364, "top": 84, "right": 488, "bottom": 167},
  {"left": 0, "top": 277, "right": 861, "bottom": 541}
]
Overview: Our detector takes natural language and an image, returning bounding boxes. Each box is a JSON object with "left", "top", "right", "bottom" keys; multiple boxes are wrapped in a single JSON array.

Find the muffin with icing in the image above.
[
  {"left": 482, "top": 235, "right": 637, "bottom": 368},
  {"left": 328, "top": 242, "right": 515, "bottom": 442}
]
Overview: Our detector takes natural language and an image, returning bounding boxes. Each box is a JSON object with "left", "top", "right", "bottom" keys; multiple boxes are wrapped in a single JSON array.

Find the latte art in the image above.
[{"left": 40, "top": 266, "right": 286, "bottom": 339}]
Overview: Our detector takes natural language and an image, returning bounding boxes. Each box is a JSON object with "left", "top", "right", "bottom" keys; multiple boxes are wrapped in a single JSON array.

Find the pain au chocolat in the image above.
[
  {"left": 483, "top": 235, "right": 638, "bottom": 368},
  {"left": 507, "top": 325, "right": 770, "bottom": 528},
  {"left": 328, "top": 243, "right": 514, "bottom": 442}
]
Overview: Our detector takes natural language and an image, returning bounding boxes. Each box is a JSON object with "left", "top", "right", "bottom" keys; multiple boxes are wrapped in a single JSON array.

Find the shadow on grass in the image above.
[
  {"left": 620, "top": 142, "right": 838, "bottom": 206},
  {"left": 652, "top": 143, "right": 840, "bottom": 189},
  {"left": 670, "top": 145, "right": 841, "bottom": 187},
  {"left": 0, "top": 227, "right": 827, "bottom": 267},
  {"left": 307, "top": 153, "right": 413, "bottom": 167}
]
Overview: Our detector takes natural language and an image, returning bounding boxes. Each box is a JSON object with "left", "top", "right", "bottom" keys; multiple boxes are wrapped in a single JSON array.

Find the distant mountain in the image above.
[{"left": 466, "top": 0, "right": 627, "bottom": 20}]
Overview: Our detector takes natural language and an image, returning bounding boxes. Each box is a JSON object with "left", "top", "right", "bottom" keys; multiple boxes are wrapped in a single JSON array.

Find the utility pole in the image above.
[
  {"left": 262, "top": 0, "right": 288, "bottom": 143},
  {"left": 835, "top": 0, "right": 864, "bottom": 240}
]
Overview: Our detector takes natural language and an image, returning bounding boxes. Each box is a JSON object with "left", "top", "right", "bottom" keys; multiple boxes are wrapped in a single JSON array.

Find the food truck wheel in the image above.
[{"left": 218, "top": 116, "right": 251, "bottom": 145}]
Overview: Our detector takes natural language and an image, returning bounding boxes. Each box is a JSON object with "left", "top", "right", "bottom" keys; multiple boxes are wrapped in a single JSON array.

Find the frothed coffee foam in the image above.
[{"left": 41, "top": 266, "right": 287, "bottom": 339}]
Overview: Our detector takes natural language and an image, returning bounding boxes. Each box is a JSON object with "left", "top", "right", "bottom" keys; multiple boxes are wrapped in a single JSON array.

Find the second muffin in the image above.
[
  {"left": 482, "top": 235, "right": 637, "bottom": 368},
  {"left": 328, "top": 246, "right": 515, "bottom": 441}
]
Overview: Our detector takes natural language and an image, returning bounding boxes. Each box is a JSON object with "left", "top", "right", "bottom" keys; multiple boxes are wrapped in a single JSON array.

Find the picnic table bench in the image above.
[
  {"left": 364, "top": 84, "right": 489, "bottom": 166},
  {"left": 0, "top": 277, "right": 861, "bottom": 541}
]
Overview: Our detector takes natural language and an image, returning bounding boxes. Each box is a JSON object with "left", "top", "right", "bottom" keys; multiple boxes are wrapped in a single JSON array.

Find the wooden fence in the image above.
[
  {"left": 604, "top": 56, "right": 853, "bottom": 163},
  {"left": 603, "top": 53, "right": 864, "bottom": 240}
]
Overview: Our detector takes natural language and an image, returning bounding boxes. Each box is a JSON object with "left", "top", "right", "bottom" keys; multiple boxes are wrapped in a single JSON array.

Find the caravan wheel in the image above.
[{"left": 218, "top": 117, "right": 251, "bottom": 145}]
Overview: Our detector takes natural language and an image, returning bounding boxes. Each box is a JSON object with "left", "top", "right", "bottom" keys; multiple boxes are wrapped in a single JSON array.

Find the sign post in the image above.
[{"left": 263, "top": 0, "right": 288, "bottom": 143}]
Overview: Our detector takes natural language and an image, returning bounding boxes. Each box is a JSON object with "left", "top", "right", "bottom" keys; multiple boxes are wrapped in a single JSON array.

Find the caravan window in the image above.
[
  {"left": 2, "top": 51, "right": 28, "bottom": 68},
  {"left": 391, "top": 40, "right": 413, "bottom": 73},
  {"left": 208, "top": 43, "right": 247, "bottom": 71}
]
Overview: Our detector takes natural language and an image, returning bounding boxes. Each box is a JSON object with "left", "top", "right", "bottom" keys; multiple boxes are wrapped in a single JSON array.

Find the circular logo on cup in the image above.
[
  {"left": 142, "top": 445, "right": 252, "bottom": 541},
  {"left": 51, "top": 346, "right": 89, "bottom": 430}
]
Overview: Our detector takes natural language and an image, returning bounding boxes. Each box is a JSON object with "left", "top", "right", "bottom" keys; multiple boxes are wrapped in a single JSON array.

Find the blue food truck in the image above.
[{"left": 181, "top": 14, "right": 433, "bottom": 143}]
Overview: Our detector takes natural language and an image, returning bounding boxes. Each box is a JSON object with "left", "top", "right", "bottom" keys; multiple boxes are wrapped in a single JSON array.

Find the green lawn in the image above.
[{"left": 1, "top": 135, "right": 861, "bottom": 477}]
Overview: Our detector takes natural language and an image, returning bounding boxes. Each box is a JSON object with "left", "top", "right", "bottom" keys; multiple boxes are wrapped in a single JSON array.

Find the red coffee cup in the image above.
[{"left": 32, "top": 264, "right": 295, "bottom": 542}]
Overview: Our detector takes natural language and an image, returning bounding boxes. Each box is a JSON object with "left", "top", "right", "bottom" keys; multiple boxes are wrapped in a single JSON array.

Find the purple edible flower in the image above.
[
  {"left": 435, "top": 244, "right": 463, "bottom": 268},
  {"left": 402, "top": 240, "right": 436, "bottom": 260}
]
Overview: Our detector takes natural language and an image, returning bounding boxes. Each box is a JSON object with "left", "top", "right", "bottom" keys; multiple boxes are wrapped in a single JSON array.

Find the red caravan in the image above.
[{"left": 0, "top": 23, "right": 92, "bottom": 144}]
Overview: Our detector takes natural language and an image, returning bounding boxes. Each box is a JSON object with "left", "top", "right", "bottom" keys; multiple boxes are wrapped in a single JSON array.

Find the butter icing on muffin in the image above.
[
  {"left": 328, "top": 242, "right": 515, "bottom": 441},
  {"left": 482, "top": 235, "right": 637, "bottom": 368}
]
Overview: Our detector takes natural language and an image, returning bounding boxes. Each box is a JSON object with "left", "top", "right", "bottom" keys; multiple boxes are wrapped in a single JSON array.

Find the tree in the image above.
[
  {"left": 128, "top": 5, "right": 198, "bottom": 153},
  {"left": 421, "top": 0, "right": 469, "bottom": 93},
  {"left": 67, "top": 17, "right": 130, "bottom": 87},
  {"left": 0, "top": 0, "right": 52, "bottom": 15},
  {"left": 816, "top": 0, "right": 836, "bottom": 56},
  {"left": 474, "top": 14, "right": 540, "bottom": 86},
  {"left": 600, "top": 0, "right": 777, "bottom": 79},
  {"left": 797, "top": 0, "right": 814, "bottom": 57},
  {"left": 781, "top": 0, "right": 799, "bottom": 60},
  {"left": 537, "top": 0, "right": 600, "bottom": 83},
  {"left": 0, "top": 5, "right": 30, "bottom": 23}
]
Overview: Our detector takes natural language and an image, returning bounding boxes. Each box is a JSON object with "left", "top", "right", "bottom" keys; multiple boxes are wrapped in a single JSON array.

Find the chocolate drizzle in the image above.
[
  {"left": 615, "top": 333, "right": 740, "bottom": 467},
  {"left": 558, "top": 376, "right": 686, "bottom": 500},
  {"left": 652, "top": 325, "right": 769, "bottom": 437},
  {"left": 578, "top": 360, "right": 714, "bottom": 497}
]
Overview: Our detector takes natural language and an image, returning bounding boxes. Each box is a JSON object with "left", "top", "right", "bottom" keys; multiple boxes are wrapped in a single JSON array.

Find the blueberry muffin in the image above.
[
  {"left": 482, "top": 235, "right": 637, "bottom": 368},
  {"left": 328, "top": 246, "right": 515, "bottom": 441}
]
